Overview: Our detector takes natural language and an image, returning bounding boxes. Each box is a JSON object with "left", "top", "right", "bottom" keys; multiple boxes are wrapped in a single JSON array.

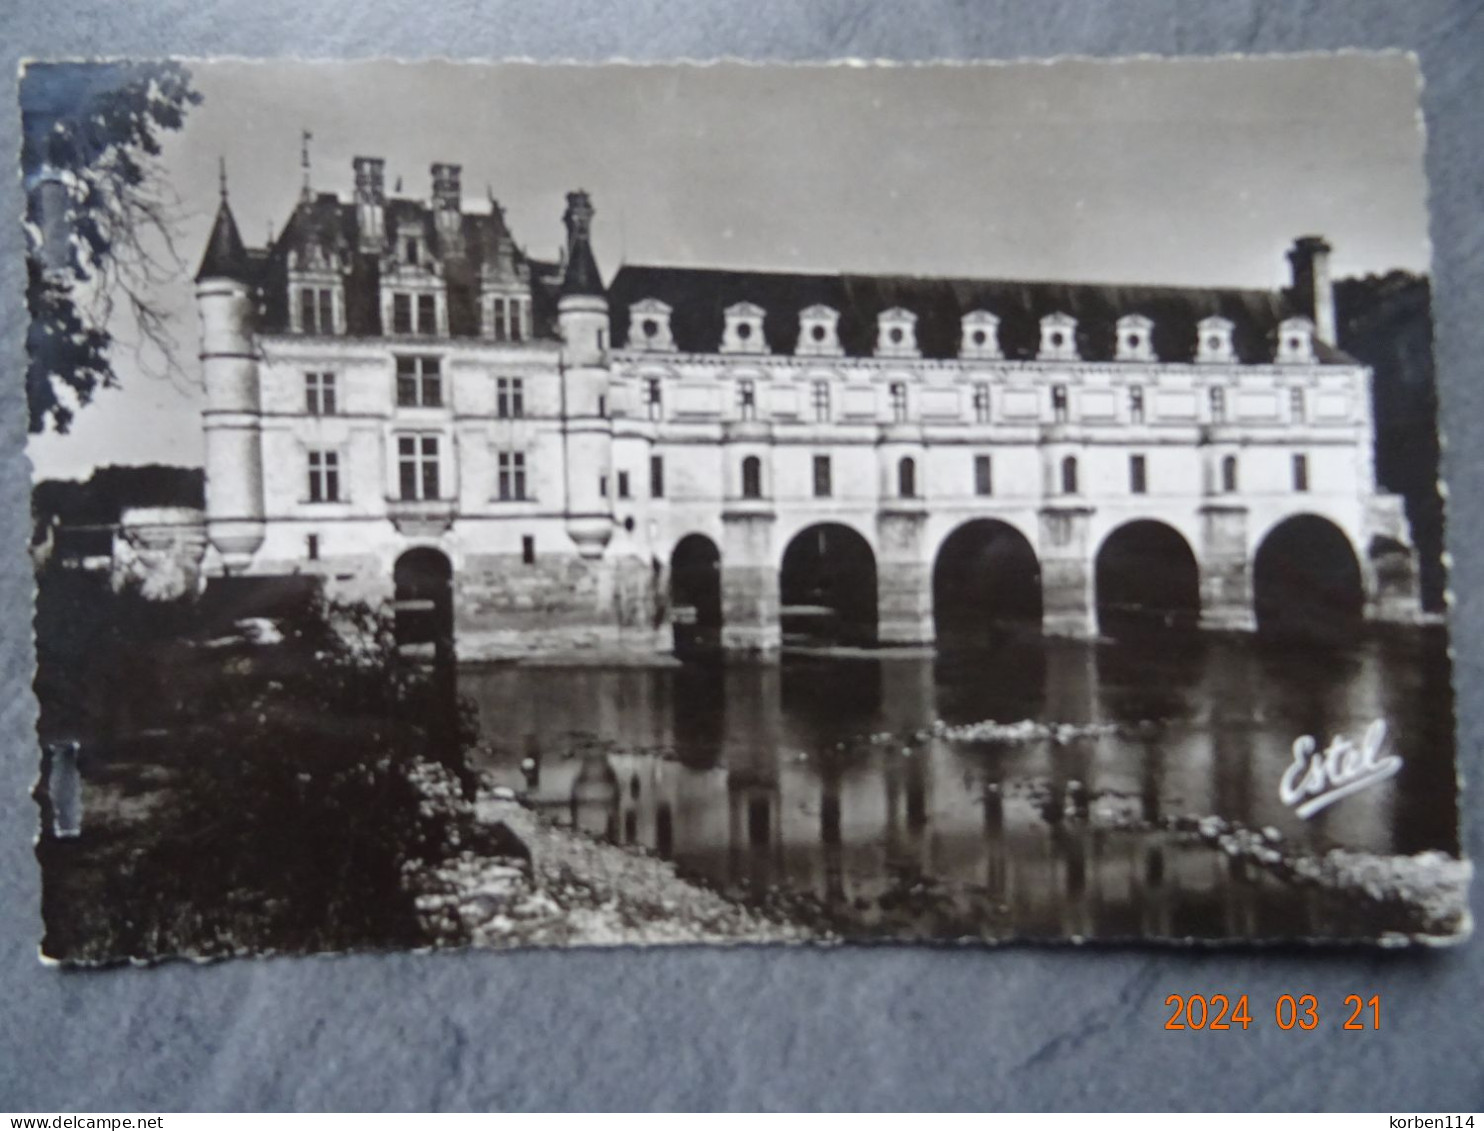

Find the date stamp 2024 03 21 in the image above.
[{"left": 1164, "top": 993, "right": 1384, "bottom": 1032}]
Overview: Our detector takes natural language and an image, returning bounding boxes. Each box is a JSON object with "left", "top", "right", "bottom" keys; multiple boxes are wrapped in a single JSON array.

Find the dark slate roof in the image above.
[
  {"left": 607, "top": 264, "right": 1340, "bottom": 364},
  {"left": 253, "top": 193, "right": 557, "bottom": 340},
  {"left": 195, "top": 198, "right": 251, "bottom": 282}
]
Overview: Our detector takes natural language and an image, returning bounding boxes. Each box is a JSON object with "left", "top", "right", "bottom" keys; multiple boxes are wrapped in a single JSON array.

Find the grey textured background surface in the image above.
[{"left": 1, "top": 0, "right": 1480, "bottom": 1112}]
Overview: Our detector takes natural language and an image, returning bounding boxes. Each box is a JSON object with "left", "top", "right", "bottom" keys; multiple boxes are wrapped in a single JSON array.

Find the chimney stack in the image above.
[
  {"left": 352, "top": 156, "right": 386, "bottom": 251},
  {"left": 1288, "top": 235, "right": 1336, "bottom": 346},
  {"left": 431, "top": 163, "right": 462, "bottom": 213},
  {"left": 353, "top": 156, "right": 386, "bottom": 204}
]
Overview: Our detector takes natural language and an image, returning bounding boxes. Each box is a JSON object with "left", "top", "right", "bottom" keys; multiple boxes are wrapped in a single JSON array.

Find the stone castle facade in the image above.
[{"left": 195, "top": 156, "right": 1419, "bottom": 659}]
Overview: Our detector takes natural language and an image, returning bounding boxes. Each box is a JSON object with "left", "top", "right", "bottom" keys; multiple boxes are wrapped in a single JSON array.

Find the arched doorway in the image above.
[
  {"left": 1254, "top": 515, "right": 1363, "bottom": 641},
  {"left": 1095, "top": 520, "right": 1200, "bottom": 636},
  {"left": 669, "top": 534, "right": 722, "bottom": 657},
  {"left": 932, "top": 519, "right": 1042, "bottom": 647},
  {"left": 780, "top": 523, "right": 877, "bottom": 647},
  {"left": 393, "top": 547, "right": 454, "bottom": 655}
]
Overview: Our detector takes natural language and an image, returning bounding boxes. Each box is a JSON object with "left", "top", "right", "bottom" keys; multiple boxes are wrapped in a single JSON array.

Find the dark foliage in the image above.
[
  {"left": 1334, "top": 271, "right": 1445, "bottom": 611},
  {"left": 32, "top": 464, "right": 204, "bottom": 543},
  {"left": 34, "top": 569, "right": 478, "bottom": 963},
  {"left": 22, "top": 62, "right": 202, "bottom": 433}
]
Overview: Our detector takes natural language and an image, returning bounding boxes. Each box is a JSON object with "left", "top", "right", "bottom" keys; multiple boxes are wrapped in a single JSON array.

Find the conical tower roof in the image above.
[
  {"left": 196, "top": 196, "right": 250, "bottom": 283},
  {"left": 559, "top": 189, "right": 605, "bottom": 299}
]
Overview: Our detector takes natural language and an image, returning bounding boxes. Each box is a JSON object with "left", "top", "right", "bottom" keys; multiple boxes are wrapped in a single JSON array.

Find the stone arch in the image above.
[
  {"left": 1094, "top": 520, "right": 1200, "bottom": 635},
  {"left": 393, "top": 546, "right": 454, "bottom": 654},
  {"left": 1253, "top": 514, "right": 1363, "bottom": 640},
  {"left": 780, "top": 522, "right": 878, "bottom": 646},
  {"left": 669, "top": 533, "right": 722, "bottom": 657},
  {"left": 932, "top": 518, "right": 1042, "bottom": 646}
]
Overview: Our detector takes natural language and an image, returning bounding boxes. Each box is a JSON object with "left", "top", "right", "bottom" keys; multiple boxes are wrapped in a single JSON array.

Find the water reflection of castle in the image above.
[{"left": 464, "top": 633, "right": 1436, "bottom": 937}]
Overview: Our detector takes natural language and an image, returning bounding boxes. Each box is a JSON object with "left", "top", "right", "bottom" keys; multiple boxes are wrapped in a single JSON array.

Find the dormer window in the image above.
[
  {"left": 797, "top": 305, "right": 843, "bottom": 357},
  {"left": 629, "top": 298, "right": 675, "bottom": 352},
  {"left": 1038, "top": 313, "right": 1079, "bottom": 360},
  {"left": 721, "top": 302, "right": 769, "bottom": 354},
  {"left": 390, "top": 291, "right": 440, "bottom": 336},
  {"left": 487, "top": 292, "right": 531, "bottom": 343},
  {"left": 960, "top": 311, "right": 1002, "bottom": 360},
  {"left": 1277, "top": 316, "right": 1316, "bottom": 364},
  {"left": 1116, "top": 314, "right": 1155, "bottom": 362},
  {"left": 875, "top": 307, "right": 920, "bottom": 359},
  {"left": 1197, "top": 316, "right": 1235, "bottom": 364},
  {"left": 394, "top": 224, "right": 431, "bottom": 273},
  {"left": 293, "top": 284, "right": 342, "bottom": 336}
]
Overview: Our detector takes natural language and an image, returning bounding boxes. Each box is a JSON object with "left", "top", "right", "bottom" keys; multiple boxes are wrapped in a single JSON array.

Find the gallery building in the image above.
[{"left": 195, "top": 157, "right": 1420, "bottom": 658}]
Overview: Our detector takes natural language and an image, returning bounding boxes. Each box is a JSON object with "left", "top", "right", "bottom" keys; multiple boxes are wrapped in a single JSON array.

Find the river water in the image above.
[{"left": 461, "top": 626, "right": 1457, "bottom": 943}]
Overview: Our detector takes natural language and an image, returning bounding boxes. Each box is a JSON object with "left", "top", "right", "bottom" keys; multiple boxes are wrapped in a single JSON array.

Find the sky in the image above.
[{"left": 26, "top": 53, "right": 1430, "bottom": 481}]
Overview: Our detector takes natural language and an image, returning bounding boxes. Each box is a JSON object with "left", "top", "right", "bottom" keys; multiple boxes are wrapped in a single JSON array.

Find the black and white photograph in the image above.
[{"left": 22, "top": 54, "right": 1468, "bottom": 964}]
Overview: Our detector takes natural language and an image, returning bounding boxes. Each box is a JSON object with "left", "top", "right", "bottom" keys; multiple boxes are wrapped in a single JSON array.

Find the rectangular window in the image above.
[
  {"left": 599, "top": 474, "right": 608, "bottom": 498},
  {"left": 1210, "top": 386, "right": 1227, "bottom": 423},
  {"left": 972, "top": 383, "right": 991, "bottom": 423},
  {"left": 405, "top": 238, "right": 419, "bottom": 265},
  {"left": 522, "top": 535, "right": 535, "bottom": 565},
  {"left": 496, "top": 377, "right": 524, "bottom": 419},
  {"left": 298, "top": 287, "right": 334, "bottom": 335},
  {"left": 650, "top": 455, "right": 665, "bottom": 499},
  {"left": 497, "top": 451, "right": 527, "bottom": 501},
  {"left": 812, "top": 380, "right": 831, "bottom": 423},
  {"left": 813, "top": 455, "right": 832, "bottom": 498},
  {"left": 306, "top": 533, "right": 320, "bottom": 561},
  {"left": 305, "top": 372, "right": 337, "bottom": 416},
  {"left": 598, "top": 395, "right": 607, "bottom": 418},
  {"left": 1129, "top": 385, "right": 1145, "bottom": 424},
  {"left": 1291, "top": 387, "right": 1306, "bottom": 421},
  {"left": 738, "top": 379, "right": 756, "bottom": 421},
  {"left": 512, "top": 297, "right": 527, "bottom": 343},
  {"left": 1130, "top": 454, "right": 1148, "bottom": 495},
  {"left": 646, "top": 378, "right": 662, "bottom": 421},
  {"left": 417, "top": 293, "right": 438, "bottom": 335},
  {"left": 974, "top": 454, "right": 993, "bottom": 497},
  {"left": 1293, "top": 453, "right": 1309, "bottom": 493},
  {"left": 307, "top": 450, "right": 340, "bottom": 503},
  {"left": 396, "top": 356, "right": 442, "bottom": 408},
  {"left": 392, "top": 293, "right": 413, "bottom": 335},
  {"left": 1052, "top": 385, "right": 1069, "bottom": 423},
  {"left": 617, "top": 470, "right": 631, "bottom": 499},
  {"left": 492, "top": 297, "right": 507, "bottom": 342},
  {"left": 890, "top": 382, "right": 908, "bottom": 422},
  {"left": 397, "top": 435, "right": 440, "bottom": 500}
]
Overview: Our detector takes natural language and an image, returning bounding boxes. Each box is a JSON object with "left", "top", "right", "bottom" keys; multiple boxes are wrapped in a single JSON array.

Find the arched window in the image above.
[
  {"left": 1222, "top": 455, "right": 1238, "bottom": 493},
  {"left": 898, "top": 456, "right": 917, "bottom": 498},
  {"left": 741, "top": 455, "right": 763, "bottom": 499},
  {"left": 1061, "top": 456, "right": 1079, "bottom": 495}
]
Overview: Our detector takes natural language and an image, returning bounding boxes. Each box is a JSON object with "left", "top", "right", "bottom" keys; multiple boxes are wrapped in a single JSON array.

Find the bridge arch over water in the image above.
[
  {"left": 780, "top": 522, "right": 878, "bottom": 646},
  {"left": 670, "top": 532, "right": 723, "bottom": 656},
  {"left": 932, "top": 518, "right": 1043, "bottom": 646},
  {"left": 1094, "top": 520, "right": 1201, "bottom": 636},
  {"left": 1253, "top": 513, "right": 1363, "bottom": 640}
]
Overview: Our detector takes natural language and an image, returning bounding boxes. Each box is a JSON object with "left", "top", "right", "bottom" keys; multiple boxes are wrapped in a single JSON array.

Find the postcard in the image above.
[{"left": 22, "top": 55, "right": 1467, "bottom": 963}]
